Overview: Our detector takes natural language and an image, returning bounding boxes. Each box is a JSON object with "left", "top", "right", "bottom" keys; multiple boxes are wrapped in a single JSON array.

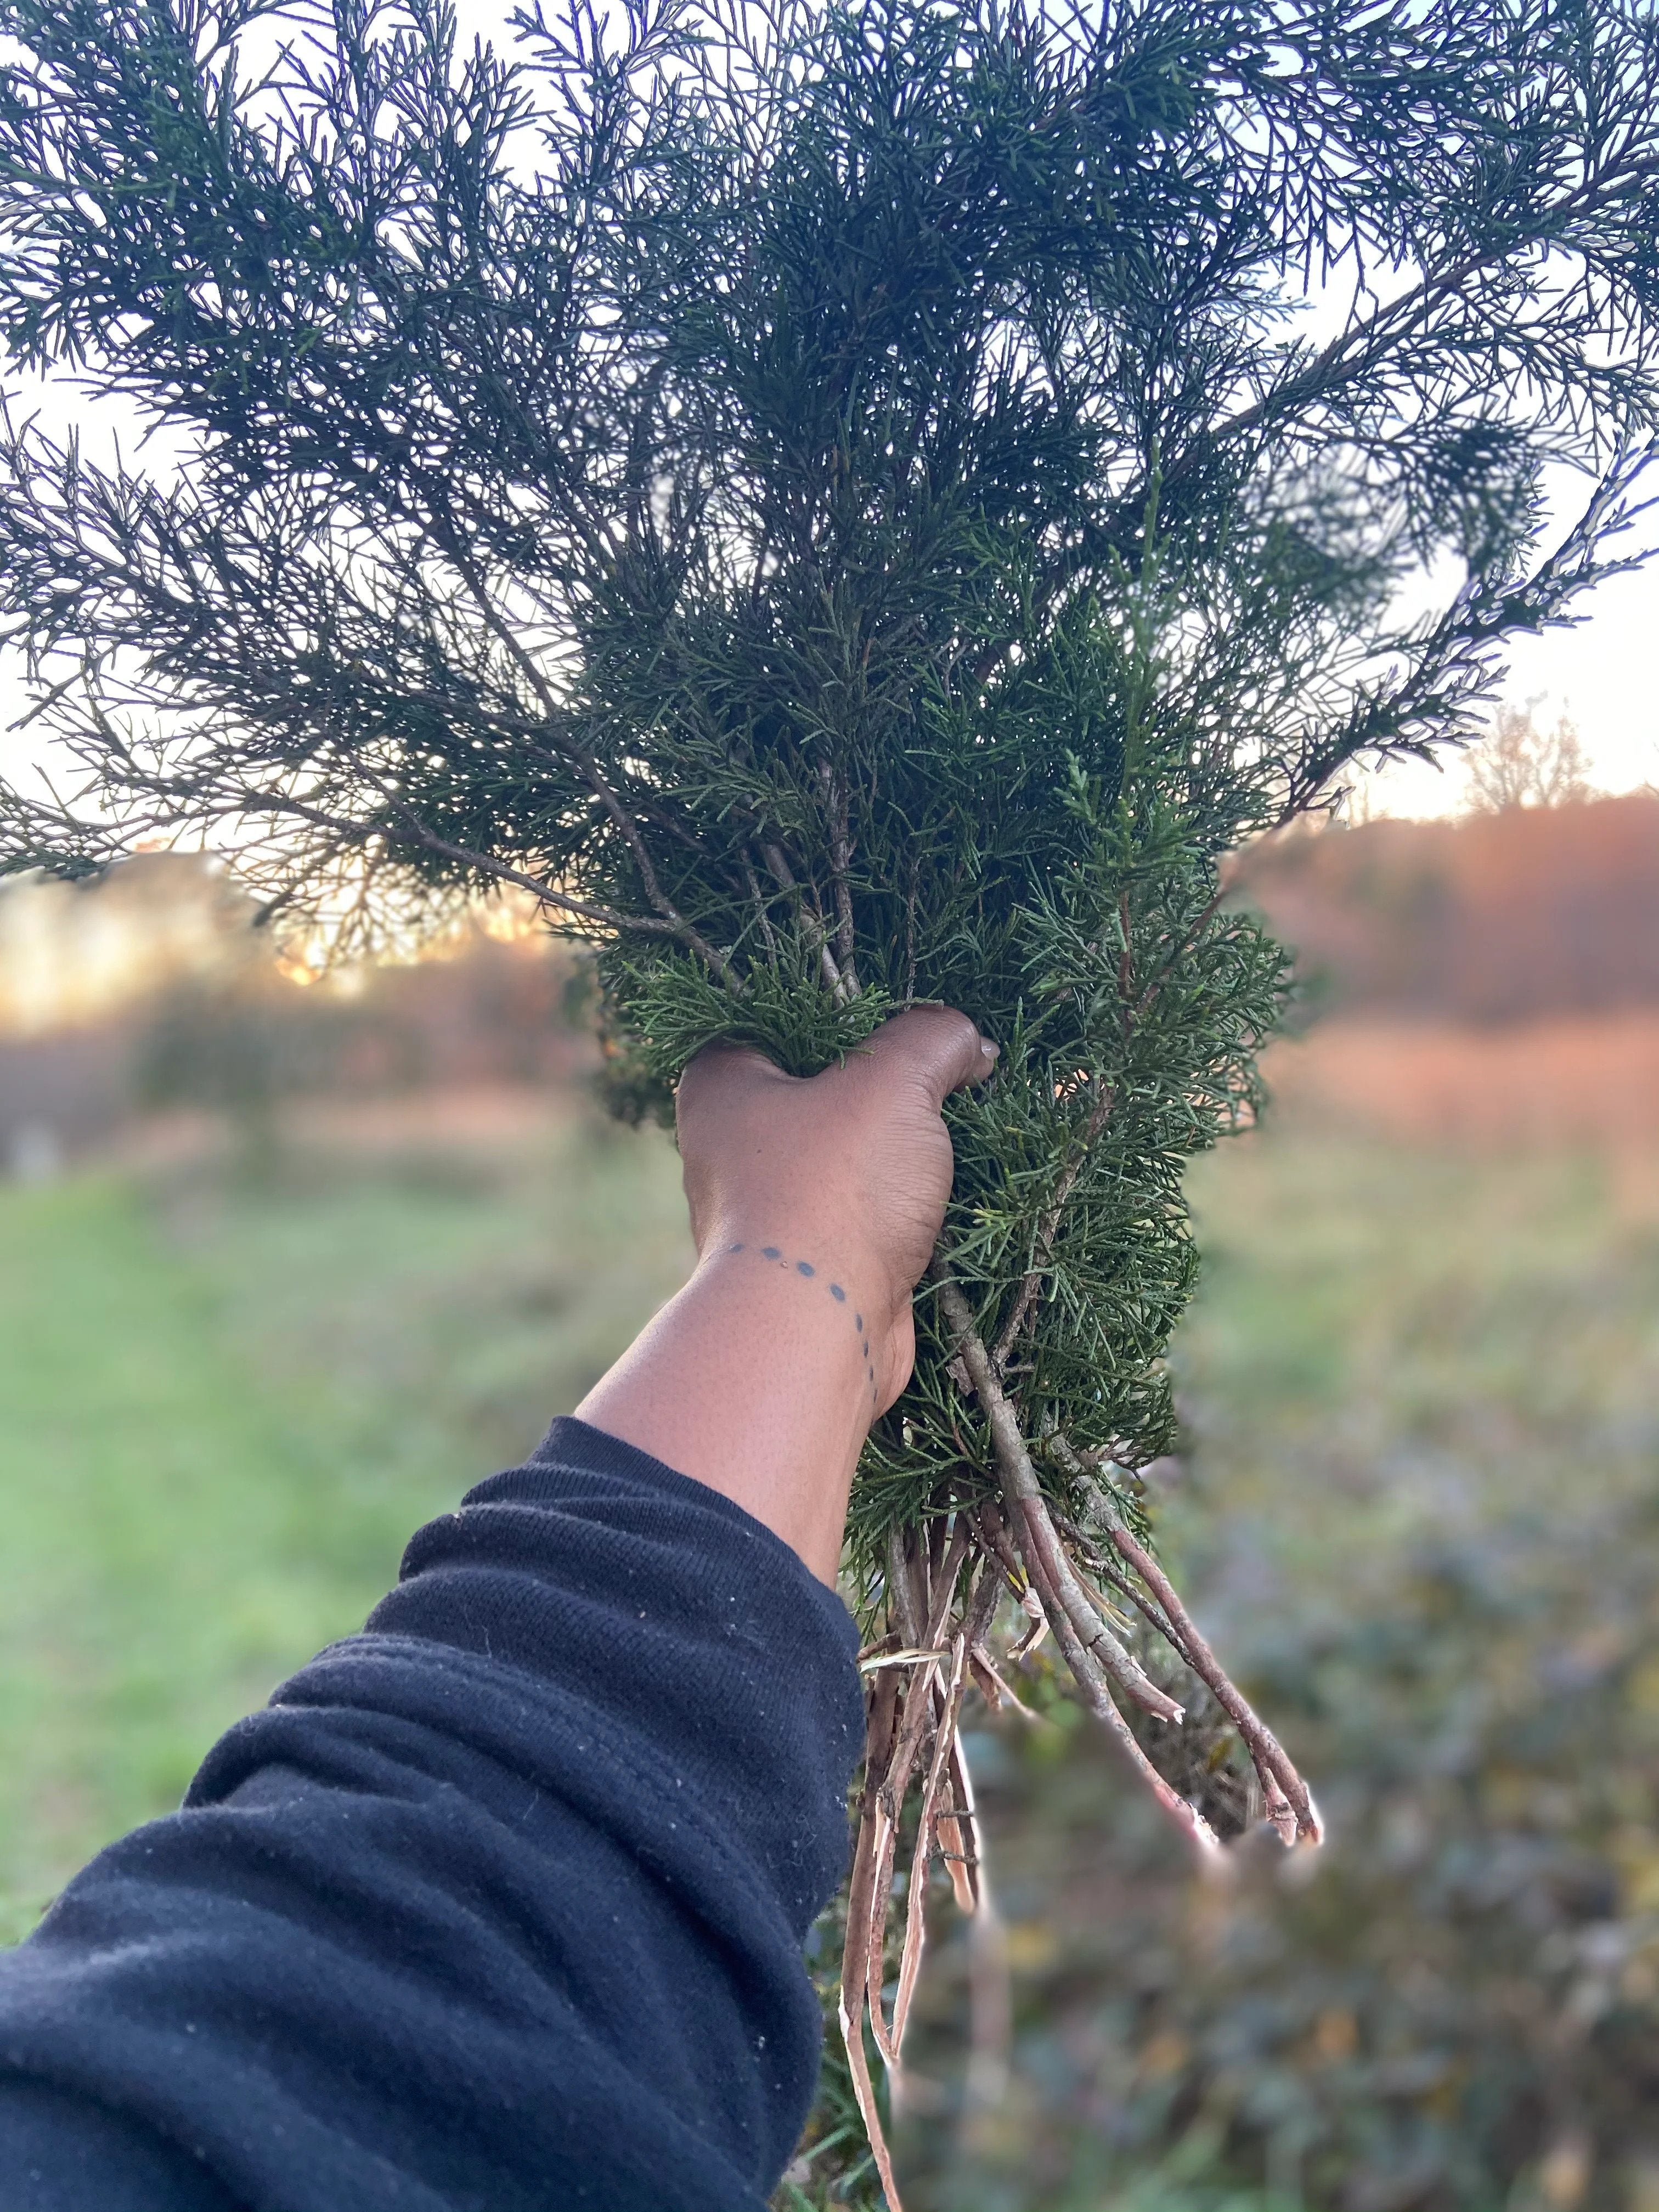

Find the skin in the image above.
[{"left": 576, "top": 1005, "right": 998, "bottom": 1582}]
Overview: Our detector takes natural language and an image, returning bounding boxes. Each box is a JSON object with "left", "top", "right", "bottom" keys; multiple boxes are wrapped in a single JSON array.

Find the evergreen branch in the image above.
[
  {"left": 990, "top": 1074, "right": 1115, "bottom": 1372},
  {"left": 238, "top": 786, "right": 683, "bottom": 941},
  {"left": 1196, "top": 148, "right": 1659, "bottom": 475},
  {"left": 417, "top": 500, "right": 737, "bottom": 981}
]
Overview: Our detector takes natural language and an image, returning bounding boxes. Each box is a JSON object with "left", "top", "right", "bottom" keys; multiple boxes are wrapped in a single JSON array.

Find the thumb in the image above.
[{"left": 852, "top": 1005, "right": 998, "bottom": 1111}]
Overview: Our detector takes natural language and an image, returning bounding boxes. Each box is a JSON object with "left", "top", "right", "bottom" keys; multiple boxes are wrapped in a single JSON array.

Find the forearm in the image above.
[
  {"left": 575, "top": 1239, "right": 885, "bottom": 1583},
  {"left": 576, "top": 1007, "right": 994, "bottom": 1585}
]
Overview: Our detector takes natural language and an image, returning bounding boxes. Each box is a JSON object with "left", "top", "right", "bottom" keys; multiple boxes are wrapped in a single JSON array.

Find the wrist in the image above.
[
  {"left": 696, "top": 1223, "right": 902, "bottom": 1351},
  {"left": 578, "top": 1227, "right": 887, "bottom": 1582}
]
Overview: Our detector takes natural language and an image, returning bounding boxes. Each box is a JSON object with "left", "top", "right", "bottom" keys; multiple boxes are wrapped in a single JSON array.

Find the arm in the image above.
[
  {"left": 579, "top": 1006, "right": 997, "bottom": 1579},
  {"left": 0, "top": 1008, "right": 992, "bottom": 2212}
]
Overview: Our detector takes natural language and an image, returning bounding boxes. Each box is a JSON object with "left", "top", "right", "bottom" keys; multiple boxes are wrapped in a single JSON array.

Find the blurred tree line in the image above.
[
  {"left": 1234, "top": 790, "right": 1659, "bottom": 1029},
  {"left": 0, "top": 856, "right": 586, "bottom": 1171}
]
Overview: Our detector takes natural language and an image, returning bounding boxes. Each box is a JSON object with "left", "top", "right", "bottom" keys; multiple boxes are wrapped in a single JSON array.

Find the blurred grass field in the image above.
[
  {"left": 4, "top": 1081, "right": 1659, "bottom": 2210},
  {"left": 0, "top": 1100, "right": 690, "bottom": 1942}
]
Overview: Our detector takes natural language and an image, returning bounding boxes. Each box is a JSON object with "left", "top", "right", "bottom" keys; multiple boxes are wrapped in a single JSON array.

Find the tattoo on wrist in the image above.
[{"left": 726, "top": 1242, "right": 878, "bottom": 1400}]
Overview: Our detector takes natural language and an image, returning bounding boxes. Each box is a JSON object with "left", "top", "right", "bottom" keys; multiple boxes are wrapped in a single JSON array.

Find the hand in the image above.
[
  {"left": 675, "top": 1007, "right": 998, "bottom": 1412},
  {"left": 575, "top": 1007, "right": 997, "bottom": 1580}
]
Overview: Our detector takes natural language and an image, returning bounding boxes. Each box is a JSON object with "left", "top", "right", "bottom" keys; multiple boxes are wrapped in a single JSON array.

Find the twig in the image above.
[
  {"left": 867, "top": 1521, "right": 974, "bottom": 2067},
  {"left": 762, "top": 838, "right": 851, "bottom": 1001},
  {"left": 1085, "top": 1473, "right": 1321, "bottom": 1844},
  {"left": 938, "top": 1570, "right": 1002, "bottom": 1905},
  {"left": 740, "top": 849, "right": 780, "bottom": 962},
  {"left": 424, "top": 507, "right": 736, "bottom": 981},
  {"left": 1018, "top": 1514, "right": 1222, "bottom": 1863},
  {"left": 974, "top": 1506, "right": 1048, "bottom": 1659},
  {"left": 990, "top": 1076, "right": 1116, "bottom": 1373},
  {"left": 969, "top": 1641, "right": 1048, "bottom": 1723},
  {"left": 860, "top": 1646, "right": 952, "bottom": 1673},
  {"left": 239, "top": 785, "right": 687, "bottom": 945},
  {"left": 839, "top": 1522, "right": 988, "bottom": 2204},
  {"left": 817, "top": 755, "right": 862, "bottom": 998},
  {"left": 921, "top": 1519, "right": 973, "bottom": 1648},
  {"left": 885, "top": 1525, "right": 927, "bottom": 1648},
  {"left": 936, "top": 1275, "right": 1184, "bottom": 1727}
]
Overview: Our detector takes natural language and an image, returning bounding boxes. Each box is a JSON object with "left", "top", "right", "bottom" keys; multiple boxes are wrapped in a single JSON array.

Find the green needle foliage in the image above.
[{"left": 3, "top": 0, "right": 1659, "bottom": 2188}]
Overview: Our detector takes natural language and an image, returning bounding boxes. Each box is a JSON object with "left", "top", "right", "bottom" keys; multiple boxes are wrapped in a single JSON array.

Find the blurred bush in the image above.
[
  {"left": 874, "top": 1138, "right": 1659, "bottom": 2212},
  {"left": 905, "top": 1496, "right": 1659, "bottom": 2212},
  {"left": 132, "top": 941, "right": 585, "bottom": 1125}
]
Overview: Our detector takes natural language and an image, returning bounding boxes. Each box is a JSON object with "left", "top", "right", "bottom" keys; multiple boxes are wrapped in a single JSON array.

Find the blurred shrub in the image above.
[
  {"left": 133, "top": 938, "right": 587, "bottom": 1117},
  {"left": 895, "top": 1484, "right": 1659, "bottom": 2212},
  {"left": 0, "top": 877, "right": 590, "bottom": 1167}
]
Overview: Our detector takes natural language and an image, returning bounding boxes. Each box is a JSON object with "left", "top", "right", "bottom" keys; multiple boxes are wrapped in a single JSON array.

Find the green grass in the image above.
[
  {"left": 0, "top": 1106, "right": 690, "bottom": 1940},
  {"left": 1173, "top": 1133, "right": 1659, "bottom": 1599}
]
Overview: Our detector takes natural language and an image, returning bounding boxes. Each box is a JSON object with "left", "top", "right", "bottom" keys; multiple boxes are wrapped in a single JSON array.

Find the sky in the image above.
[{"left": 1366, "top": 550, "right": 1659, "bottom": 817}]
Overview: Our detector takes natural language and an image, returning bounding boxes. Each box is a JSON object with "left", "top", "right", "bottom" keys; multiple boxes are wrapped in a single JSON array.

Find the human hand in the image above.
[
  {"left": 675, "top": 1006, "right": 998, "bottom": 1413},
  {"left": 577, "top": 1006, "right": 997, "bottom": 1578}
]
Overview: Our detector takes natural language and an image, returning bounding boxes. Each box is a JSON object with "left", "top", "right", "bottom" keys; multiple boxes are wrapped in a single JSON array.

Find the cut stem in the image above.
[{"left": 934, "top": 1273, "right": 1184, "bottom": 1726}]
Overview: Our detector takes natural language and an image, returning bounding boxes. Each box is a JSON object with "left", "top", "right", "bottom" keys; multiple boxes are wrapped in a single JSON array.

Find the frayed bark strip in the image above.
[
  {"left": 840, "top": 1651, "right": 919, "bottom": 2209},
  {"left": 840, "top": 1803, "right": 903, "bottom": 2208},
  {"left": 865, "top": 1657, "right": 944, "bottom": 2061},
  {"left": 919, "top": 1517, "right": 973, "bottom": 1650},
  {"left": 836, "top": 1972, "right": 905, "bottom": 2212},
  {"left": 886, "top": 1527, "right": 927, "bottom": 1648},
  {"left": 940, "top": 1735, "right": 980, "bottom": 1913},
  {"left": 860, "top": 1645, "right": 952, "bottom": 1672},
  {"left": 891, "top": 1633, "right": 969, "bottom": 2055}
]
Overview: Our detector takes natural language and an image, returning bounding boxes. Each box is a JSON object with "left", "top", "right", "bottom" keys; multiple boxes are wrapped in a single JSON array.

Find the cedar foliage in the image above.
[{"left": 3, "top": 0, "right": 1659, "bottom": 2196}]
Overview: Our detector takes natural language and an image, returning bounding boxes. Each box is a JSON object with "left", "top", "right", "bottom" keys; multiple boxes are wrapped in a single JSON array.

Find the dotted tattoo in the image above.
[{"left": 721, "top": 1241, "right": 877, "bottom": 1397}]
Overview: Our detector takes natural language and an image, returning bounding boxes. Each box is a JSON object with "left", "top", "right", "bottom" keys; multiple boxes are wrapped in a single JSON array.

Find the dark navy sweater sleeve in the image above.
[{"left": 0, "top": 1417, "right": 865, "bottom": 2211}]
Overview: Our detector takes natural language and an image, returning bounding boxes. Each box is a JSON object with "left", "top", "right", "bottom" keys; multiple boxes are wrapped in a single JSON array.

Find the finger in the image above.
[{"left": 851, "top": 1005, "right": 998, "bottom": 1110}]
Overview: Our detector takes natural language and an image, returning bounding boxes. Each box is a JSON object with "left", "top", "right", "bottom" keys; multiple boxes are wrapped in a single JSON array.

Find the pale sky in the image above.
[{"left": 1365, "top": 550, "right": 1659, "bottom": 817}]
